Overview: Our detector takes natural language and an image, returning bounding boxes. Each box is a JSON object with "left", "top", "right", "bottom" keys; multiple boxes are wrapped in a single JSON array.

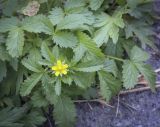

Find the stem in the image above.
[{"left": 106, "top": 55, "right": 124, "bottom": 62}]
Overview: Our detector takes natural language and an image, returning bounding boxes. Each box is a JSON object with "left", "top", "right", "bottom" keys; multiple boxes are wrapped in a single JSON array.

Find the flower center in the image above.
[{"left": 51, "top": 60, "right": 68, "bottom": 76}]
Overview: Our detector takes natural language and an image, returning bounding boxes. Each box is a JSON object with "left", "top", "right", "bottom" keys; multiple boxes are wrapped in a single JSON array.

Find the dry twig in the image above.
[
  {"left": 120, "top": 82, "right": 160, "bottom": 95},
  {"left": 74, "top": 99, "right": 114, "bottom": 108}
]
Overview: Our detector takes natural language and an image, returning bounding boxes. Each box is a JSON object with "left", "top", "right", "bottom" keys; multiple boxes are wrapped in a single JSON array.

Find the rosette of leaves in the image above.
[{"left": 0, "top": 0, "right": 157, "bottom": 127}]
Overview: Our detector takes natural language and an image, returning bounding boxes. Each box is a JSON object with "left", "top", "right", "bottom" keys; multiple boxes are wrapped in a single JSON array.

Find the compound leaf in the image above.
[
  {"left": 53, "top": 31, "right": 78, "bottom": 48},
  {"left": 98, "top": 71, "right": 121, "bottom": 101},
  {"left": 20, "top": 73, "right": 43, "bottom": 96},
  {"left": 6, "top": 27, "right": 24, "bottom": 57},
  {"left": 54, "top": 96, "right": 76, "bottom": 127},
  {"left": 122, "top": 60, "right": 139, "bottom": 89},
  {"left": 77, "top": 31, "right": 104, "bottom": 58}
]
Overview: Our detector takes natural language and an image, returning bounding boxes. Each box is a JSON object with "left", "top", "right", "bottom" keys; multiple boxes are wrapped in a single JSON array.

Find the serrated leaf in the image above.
[
  {"left": 22, "top": 15, "right": 52, "bottom": 34},
  {"left": 20, "top": 73, "right": 43, "bottom": 96},
  {"left": 103, "top": 59, "right": 118, "bottom": 77},
  {"left": 125, "top": 21, "right": 154, "bottom": 47},
  {"left": 23, "top": 110, "right": 46, "bottom": 127},
  {"left": 48, "top": 7, "right": 64, "bottom": 25},
  {"left": 98, "top": 71, "right": 121, "bottom": 101},
  {"left": 64, "top": 0, "right": 86, "bottom": 12},
  {"left": 53, "top": 31, "right": 78, "bottom": 48},
  {"left": 122, "top": 60, "right": 139, "bottom": 89},
  {"left": 135, "top": 63, "right": 156, "bottom": 91},
  {"left": 73, "top": 72, "right": 95, "bottom": 88},
  {"left": 77, "top": 31, "right": 104, "bottom": 58},
  {"left": 0, "top": 45, "right": 10, "bottom": 61},
  {"left": 16, "top": 66, "right": 25, "bottom": 95},
  {"left": 41, "top": 74, "right": 57, "bottom": 104},
  {"left": 0, "top": 107, "right": 26, "bottom": 127},
  {"left": 89, "top": 0, "right": 104, "bottom": 10},
  {"left": 31, "top": 91, "right": 48, "bottom": 107},
  {"left": 72, "top": 44, "right": 86, "bottom": 63},
  {"left": 74, "top": 59, "right": 104, "bottom": 72},
  {"left": 41, "top": 42, "right": 55, "bottom": 62},
  {"left": 6, "top": 27, "right": 24, "bottom": 57},
  {"left": 9, "top": 58, "right": 18, "bottom": 71},
  {"left": 0, "top": 61, "right": 7, "bottom": 82},
  {"left": 55, "top": 79, "right": 62, "bottom": 96},
  {"left": 22, "top": 58, "right": 43, "bottom": 73},
  {"left": 0, "top": 17, "right": 18, "bottom": 32},
  {"left": 94, "top": 11, "right": 124, "bottom": 45},
  {"left": 130, "top": 46, "right": 149, "bottom": 62},
  {"left": 105, "top": 40, "right": 123, "bottom": 57},
  {"left": 54, "top": 96, "right": 76, "bottom": 127},
  {"left": 57, "top": 12, "right": 94, "bottom": 30},
  {"left": 93, "top": 25, "right": 109, "bottom": 47}
]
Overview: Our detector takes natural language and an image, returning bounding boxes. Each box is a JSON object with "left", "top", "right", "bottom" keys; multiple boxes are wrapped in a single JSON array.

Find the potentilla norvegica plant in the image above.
[{"left": 0, "top": 0, "right": 157, "bottom": 127}]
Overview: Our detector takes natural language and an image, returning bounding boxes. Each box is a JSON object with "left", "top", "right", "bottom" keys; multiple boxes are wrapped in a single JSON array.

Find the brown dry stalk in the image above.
[
  {"left": 120, "top": 82, "right": 160, "bottom": 95},
  {"left": 74, "top": 99, "right": 114, "bottom": 108}
]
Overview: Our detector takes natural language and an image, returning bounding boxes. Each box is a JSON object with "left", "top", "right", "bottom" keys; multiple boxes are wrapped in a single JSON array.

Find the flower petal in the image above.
[
  {"left": 52, "top": 66, "right": 58, "bottom": 71},
  {"left": 55, "top": 71, "right": 60, "bottom": 76},
  {"left": 62, "top": 70, "right": 67, "bottom": 75},
  {"left": 57, "top": 60, "right": 62, "bottom": 66},
  {"left": 63, "top": 64, "right": 68, "bottom": 69}
]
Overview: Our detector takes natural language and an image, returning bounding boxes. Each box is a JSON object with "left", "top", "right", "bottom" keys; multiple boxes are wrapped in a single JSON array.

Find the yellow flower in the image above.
[{"left": 51, "top": 60, "right": 68, "bottom": 76}]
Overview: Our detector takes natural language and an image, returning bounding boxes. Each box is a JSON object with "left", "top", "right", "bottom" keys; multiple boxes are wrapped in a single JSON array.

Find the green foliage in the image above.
[
  {"left": 20, "top": 73, "right": 43, "bottom": 96},
  {"left": 0, "top": 0, "right": 156, "bottom": 127},
  {"left": 54, "top": 96, "right": 76, "bottom": 127},
  {"left": 122, "top": 46, "right": 156, "bottom": 90},
  {"left": 98, "top": 71, "right": 122, "bottom": 101}
]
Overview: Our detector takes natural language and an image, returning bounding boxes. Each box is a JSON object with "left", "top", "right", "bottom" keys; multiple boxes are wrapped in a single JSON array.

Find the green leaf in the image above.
[
  {"left": 0, "top": 106, "right": 26, "bottom": 127},
  {"left": 74, "top": 59, "right": 104, "bottom": 72},
  {"left": 41, "top": 74, "right": 57, "bottom": 104},
  {"left": 20, "top": 73, "right": 43, "bottom": 96},
  {"left": 130, "top": 46, "right": 149, "bottom": 62},
  {"left": 77, "top": 31, "right": 104, "bottom": 58},
  {"left": 94, "top": 11, "right": 125, "bottom": 45},
  {"left": 64, "top": 0, "right": 86, "bottom": 12},
  {"left": 41, "top": 42, "right": 55, "bottom": 62},
  {"left": 16, "top": 66, "right": 25, "bottom": 95},
  {"left": 93, "top": 25, "right": 109, "bottom": 47},
  {"left": 6, "top": 27, "right": 24, "bottom": 57},
  {"left": 54, "top": 96, "right": 76, "bottom": 127},
  {"left": 72, "top": 44, "right": 86, "bottom": 63},
  {"left": 73, "top": 72, "right": 95, "bottom": 88},
  {"left": 98, "top": 71, "right": 121, "bottom": 101},
  {"left": 123, "top": 46, "right": 156, "bottom": 90},
  {"left": 57, "top": 12, "right": 94, "bottom": 30},
  {"left": 23, "top": 110, "right": 46, "bottom": 127},
  {"left": 135, "top": 63, "right": 156, "bottom": 91},
  {"left": 105, "top": 40, "right": 123, "bottom": 57},
  {"left": 0, "top": 17, "right": 18, "bottom": 32},
  {"left": 0, "top": 61, "right": 7, "bottom": 82},
  {"left": 89, "top": 0, "right": 104, "bottom": 10},
  {"left": 49, "top": 7, "right": 64, "bottom": 25},
  {"left": 0, "top": 45, "right": 10, "bottom": 61},
  {"left": 103, "top": 59, "right": 118, "bottom": 77},
  {"left": 53, "top": 31, "right": 78, "bottom": 48},
  {"left": 22, "top": 15, "right": 52, "bottom": 34},
  {"left": 9, "top": 58, "right": 18, "bottom": 71},
  {"left": 22, "top": 58, "right": 43, "bottom": 73},
  {"left": 31, "top": 91, "right": 48, "bottom": 107},
  {"left": 125, "top": 21, "right": 154, "bottom": 47},
  {"left": 122, "top": 60, "right": 139, "bottom": 89},
  {"left": 55, "top": 79, "right": 62, "bottom": 96}
]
